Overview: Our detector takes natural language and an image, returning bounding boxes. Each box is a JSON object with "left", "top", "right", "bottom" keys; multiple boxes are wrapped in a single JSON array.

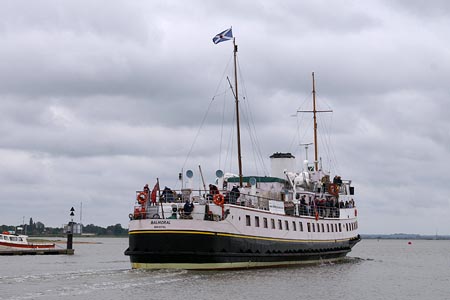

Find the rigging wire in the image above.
[
  {"left": 236, "top": 58, "right": 269, "bottom": 175},
  {"left": 182, "top": 54, "right": 234, "bottom": 171},
  {"left": 288, "top": 92, "right": 314, "bottom": 155}
]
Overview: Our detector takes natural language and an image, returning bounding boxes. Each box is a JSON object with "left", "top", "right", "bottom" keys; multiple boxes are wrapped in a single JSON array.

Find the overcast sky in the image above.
[{"left": 1, "top": 0, "right": 449, "bottom": 234}]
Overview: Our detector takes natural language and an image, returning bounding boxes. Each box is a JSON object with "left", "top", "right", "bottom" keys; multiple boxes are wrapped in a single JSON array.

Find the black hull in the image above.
[{"left": 125, "top": 230, "right": 361, "bottom": 269}]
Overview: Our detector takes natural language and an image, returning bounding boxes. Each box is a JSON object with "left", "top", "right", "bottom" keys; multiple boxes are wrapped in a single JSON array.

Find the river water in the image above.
[{"left": 0, "top": 238, "right": 448, "bottom": 300}]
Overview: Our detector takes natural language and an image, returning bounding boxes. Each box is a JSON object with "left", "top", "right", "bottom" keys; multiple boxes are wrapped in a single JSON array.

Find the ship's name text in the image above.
[{"left": 151, "top": 220, "right": 171, "bottom": 225}]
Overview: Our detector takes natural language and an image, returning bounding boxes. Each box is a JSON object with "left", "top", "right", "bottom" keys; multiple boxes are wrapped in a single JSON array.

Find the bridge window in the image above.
[
  {"left": 263, "top": 217, "right": 268, "bottom": 228},
  {"left": 285, "top": 220, "right": 289, "bottom": 231},
  {"left": 278, "top": 219, "right": 282, "bottom": 230},
  {"left": 299, "top": 222, "right": 303, "bottom": 232},
  {"left": 271, "top": 219, "right": 275, "bottom": 229},
  {"left": 255, "top": 216, "right": 260, "bottom": 227},
  {"left": 292, "top": 221, "right": 297, "bottom": 231}
]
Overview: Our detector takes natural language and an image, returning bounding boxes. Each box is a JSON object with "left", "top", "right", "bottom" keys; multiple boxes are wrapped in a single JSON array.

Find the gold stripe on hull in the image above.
[{"left": 131, "top": 256, "right": 346, "bottom": 270}]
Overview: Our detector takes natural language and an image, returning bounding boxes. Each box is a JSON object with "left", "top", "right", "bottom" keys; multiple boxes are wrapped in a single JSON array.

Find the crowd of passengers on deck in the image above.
[
  {"left": 290, "top": 195, "right": 355, "bottom": 218},
  {"left": 139, "top": 178, "right": 354, "bottom": 208}
]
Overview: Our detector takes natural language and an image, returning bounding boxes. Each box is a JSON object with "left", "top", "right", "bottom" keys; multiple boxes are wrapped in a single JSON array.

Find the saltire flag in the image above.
[
  {"left": 150, "top": 181, "right": 159, "bottom": 204},
  {"left": 212, "top": 28, "right": 233, "bottom": 44}
]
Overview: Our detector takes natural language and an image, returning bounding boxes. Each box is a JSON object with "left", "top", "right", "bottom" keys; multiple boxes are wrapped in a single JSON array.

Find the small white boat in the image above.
[{"left": 0, "top": 231, "right": 55, "bottom": 250}]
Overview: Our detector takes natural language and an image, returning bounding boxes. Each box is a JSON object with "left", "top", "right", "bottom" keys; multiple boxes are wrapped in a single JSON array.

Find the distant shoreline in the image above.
[{"left": 361, "top": 234, "right": 450, "bottom": 240}]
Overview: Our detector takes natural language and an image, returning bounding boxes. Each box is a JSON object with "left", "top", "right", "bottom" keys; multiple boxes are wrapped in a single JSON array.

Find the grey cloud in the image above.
[{"left": 0, "top": 1, "right": 449, "bottom": 233}]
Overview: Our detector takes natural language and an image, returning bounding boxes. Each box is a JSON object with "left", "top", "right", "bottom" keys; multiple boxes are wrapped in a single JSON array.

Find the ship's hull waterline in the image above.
[{"left": 125, "top": 228, "right": 360, "bottom": 270}]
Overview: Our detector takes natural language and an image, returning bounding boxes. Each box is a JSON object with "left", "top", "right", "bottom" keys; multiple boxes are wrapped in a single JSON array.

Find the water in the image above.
[{"left": 0, "top": 238, "right": 449, "bottom": 300}]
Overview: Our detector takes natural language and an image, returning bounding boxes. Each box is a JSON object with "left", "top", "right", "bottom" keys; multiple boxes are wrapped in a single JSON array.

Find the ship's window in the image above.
[
  {"left": 263, "top": 217, "right": 268, "bottom": 228},
  {"left": 307, "top": 223, "right": 311, "bottom": 232},
  {"left": 327, "top": 224, "right": 330, "bottom": 232},
  {"left": 339, "top": 223, "right": 342, "bottom": 232},
  {"left": 335, "top": 224, "right": 338, "bottom": 232},
  {"left": 246, "top": 215, "right": 251, "bottom": 226},
  {"left": 278, "top": 219, "right": 282, "bottom": 230},
  {"left": 317, "top": 223, "right": 320, "bottom": 232},
  {"left": 321, "top": 224, "right": 325, "bottom": 232},
  {"left": 4, "top": 236, "right": 9, "bottom": 240},
  {"left": 292, "top": 221, "right": 297, "bottom": 231},
  {"left": 271, "top": 219, "right": 275, "bottom": 229},
  {"left": 299, "top": 222, "right": 303, "bottom": 232},
  {"left": 10, "top": 236, "right": 17, "bottom": 241},
  {"left": 18, "top": 237, "right": 23, "bottom": 241},
  {"left": 331, "top": 224, "right": 334, "bottom": 232},
  {"left": 285, "top": 220, "right": 289, "bottom": 231},
  {"left": 255, "top": 216, "right": 260, "bottom": 227},
  {"left": 346, "top": 223, "right": 348, "bottom": 231},
  {"left": 312, "top": 223, "right": 315, "bottom": 232}
]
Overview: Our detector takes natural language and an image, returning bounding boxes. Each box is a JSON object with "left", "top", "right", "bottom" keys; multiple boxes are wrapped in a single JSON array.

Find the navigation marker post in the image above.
[{"left": 67, "top": 207, "right": 75, "bottom": 250}]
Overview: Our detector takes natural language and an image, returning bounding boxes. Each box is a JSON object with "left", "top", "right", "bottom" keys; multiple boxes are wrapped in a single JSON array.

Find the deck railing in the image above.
[{"left": 130, "top": 188, "right": 356, "bottom": 221}]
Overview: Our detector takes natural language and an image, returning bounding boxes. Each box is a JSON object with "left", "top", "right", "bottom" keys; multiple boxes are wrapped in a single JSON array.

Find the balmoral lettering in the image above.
[{"left": 151, "top": 220, "right": 171, "bottom": 225}]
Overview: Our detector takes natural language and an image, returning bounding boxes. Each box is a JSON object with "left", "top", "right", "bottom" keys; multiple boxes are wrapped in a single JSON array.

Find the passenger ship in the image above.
[{"left": 124, "top": 33, "right": 360, "bottom": 270}]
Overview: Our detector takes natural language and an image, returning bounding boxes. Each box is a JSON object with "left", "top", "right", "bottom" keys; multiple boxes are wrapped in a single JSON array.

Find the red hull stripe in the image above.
[{"left": 0, "top": 241, "right": 55, "bottom": 249}]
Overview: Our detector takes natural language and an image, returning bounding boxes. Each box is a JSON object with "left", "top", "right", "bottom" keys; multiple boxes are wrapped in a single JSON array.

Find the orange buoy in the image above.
[
  {"left": 137, "top": 191, "right": 148, "bottom": 205},
  {"left": 213, "top": 194, "right": 225, "bottom": 206},
  {"left": 328, "top": 184, "right": 339, "bottom": 196}
]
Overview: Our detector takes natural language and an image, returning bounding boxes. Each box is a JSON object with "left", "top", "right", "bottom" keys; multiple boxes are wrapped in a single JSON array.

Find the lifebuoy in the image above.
[
  {"left": 137, "top": 191, "right": 148, "bottom": 205},
  {"left": 213, "top": 194, "right": 225, "bottom": 206},
  {"left": 328, "top": 184, "right": 339, "bottom": 196}
]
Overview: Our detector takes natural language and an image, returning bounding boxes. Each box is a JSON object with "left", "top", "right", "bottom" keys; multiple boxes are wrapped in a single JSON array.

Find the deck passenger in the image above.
[
  {"left": 162, "top": 186, "right": 175, "bottom": 203},
  {"left": 183, "top": 200, "right": 194, "bottom": 218},
  {"left": 207, "top": 184, "right": 219, "bottom": 200},
  {"left": 300, "top": 195, "right": 307, "bottom": 215},
  {"left": 230, "top": 185, "right": 240, "bottom": 204}
]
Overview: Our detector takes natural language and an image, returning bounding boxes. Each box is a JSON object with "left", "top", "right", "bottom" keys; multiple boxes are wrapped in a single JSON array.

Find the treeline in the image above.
[
  {"left": 83, "top": 223, "right": 127, "bottom": 236},
  {"left": 1, "top": 218, "right": 127, "bottom": 236}
]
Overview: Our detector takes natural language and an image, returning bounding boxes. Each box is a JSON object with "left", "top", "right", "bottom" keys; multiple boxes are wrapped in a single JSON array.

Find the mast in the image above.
[
  {"left": 297, "top": 72, "right": 332, "bottom": 172},
  {"left": 312, "top": 72, "right": 319, "bottom": 171},
  {"left": 233, "top": 38, "right": 243, "bottom": 187}
]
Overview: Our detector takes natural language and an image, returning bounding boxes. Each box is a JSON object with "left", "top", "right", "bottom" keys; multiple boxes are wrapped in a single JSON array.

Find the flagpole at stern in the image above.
[{"left": 233, "top": 37, "right": 243, "bottom": 188}]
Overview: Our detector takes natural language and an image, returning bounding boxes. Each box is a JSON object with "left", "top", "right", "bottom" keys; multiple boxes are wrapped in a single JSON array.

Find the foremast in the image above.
[{"left": 233, "top": 38, "right": 243, "bottom": 188}]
